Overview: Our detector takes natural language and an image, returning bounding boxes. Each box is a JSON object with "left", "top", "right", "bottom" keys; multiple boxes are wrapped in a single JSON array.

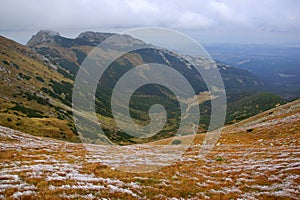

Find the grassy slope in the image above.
[
  {"left": 0, "top": 98, "right": 299, "bottom": 199},
  {"left": 226, "top": 92, "right": 285, "bottom": 124},
  {"left": 0, "top": 34, "right": 287, "bottom": 144},
  {"left": 0, "top": 36, "right": 79, "bottom": 142}
]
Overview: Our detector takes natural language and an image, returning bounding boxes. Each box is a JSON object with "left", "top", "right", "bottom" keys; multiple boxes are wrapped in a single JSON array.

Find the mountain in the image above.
[
  {"left": 0, "top": 31, "right": 284, "bottom": 144},
  {"left": 27, "top": 30, "right": 265, "bottom": 92},
  {"left": 0, "top": 98, "right": 298, "bottom": 199},
  {"left": 0, "top": 35, "right": 80, "bottom": 142},
  {"left": 27, "top": 30, "right": 116, "bottom": 47}
]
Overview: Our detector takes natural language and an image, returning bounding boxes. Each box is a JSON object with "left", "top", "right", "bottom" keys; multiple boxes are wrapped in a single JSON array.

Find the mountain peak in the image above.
[
  {"left": 39, "top": 29, "right": 60, "bottom": 36},
  {"left": 26, "top": 30, "right": 60, "bottom": 46},
  {"left": 76, "top": 31, "right": 116, "bottom": 46},
  {"left": 77, "top": 31, "right": 115, "bottom": 39}
]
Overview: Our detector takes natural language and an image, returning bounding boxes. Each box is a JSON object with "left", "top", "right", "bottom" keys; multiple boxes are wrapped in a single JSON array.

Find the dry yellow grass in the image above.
[
  {"left": 0, "top": 99, "right": 299, "bottom": 199},
  {"left": 0, "top": 36, "right": 81, "bottom": 142}
]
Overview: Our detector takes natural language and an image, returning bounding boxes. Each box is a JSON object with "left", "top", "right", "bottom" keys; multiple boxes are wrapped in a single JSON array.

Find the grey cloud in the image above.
[{"left": 0, "top": 0, "right": 299, "bottom": 44}]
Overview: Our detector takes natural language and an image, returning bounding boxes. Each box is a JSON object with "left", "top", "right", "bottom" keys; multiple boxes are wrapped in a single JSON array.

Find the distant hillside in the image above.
[
  {"left": 151, "top": 97, "right": 299, "bottom": 147},
  {"left": 205, "top": 44, "right": 300, "bottom": 99},
  {"left": 0, "top": 32, "right": 284, "bottom": 144}
]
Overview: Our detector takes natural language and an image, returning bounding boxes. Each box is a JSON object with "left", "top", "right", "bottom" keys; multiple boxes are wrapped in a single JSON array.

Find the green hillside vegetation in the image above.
[
  {"left": 0, "top": 36, "right": 79, "bottom": 142},
  {"left": 226, "top": 92, "right": 284, "bottom": 123},
  {"left": 0, "top": 32, "right": 286, "bottom": 144}
]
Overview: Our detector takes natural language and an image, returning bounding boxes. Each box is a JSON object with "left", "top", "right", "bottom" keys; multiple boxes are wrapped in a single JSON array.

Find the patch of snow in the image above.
[
  {"left": 13, "top": 191, "right": 36, "bottom": 199},
  {"left": 59, "top": 193, "right": 95, "bottom": 199},
  {"left": 52, "top": 183, "right": 105, "bottom": 190},
  {"left": 108, "top": 184, "right": 137, "bottom": 197}
]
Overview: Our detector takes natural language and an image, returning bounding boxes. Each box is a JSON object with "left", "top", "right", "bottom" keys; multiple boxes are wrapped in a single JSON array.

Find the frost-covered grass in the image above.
[{"left": 0, "top": 100, "right": 299, "bottom": 199}]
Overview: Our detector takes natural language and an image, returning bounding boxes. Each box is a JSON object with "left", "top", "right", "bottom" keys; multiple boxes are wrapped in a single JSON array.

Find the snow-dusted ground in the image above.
[{"left": 0, "top": 125, "right": 299, "bottom": 199}]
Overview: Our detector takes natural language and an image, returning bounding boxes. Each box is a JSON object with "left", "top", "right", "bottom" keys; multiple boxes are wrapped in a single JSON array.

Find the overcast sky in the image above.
[{"left": 0, "top": 0, "right": 299, "bottom": 45}]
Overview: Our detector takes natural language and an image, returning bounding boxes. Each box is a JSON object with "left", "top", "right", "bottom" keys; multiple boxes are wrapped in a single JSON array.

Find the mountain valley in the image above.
[{"left": 0, "top": 31, "right": 287, "bottom": 144}]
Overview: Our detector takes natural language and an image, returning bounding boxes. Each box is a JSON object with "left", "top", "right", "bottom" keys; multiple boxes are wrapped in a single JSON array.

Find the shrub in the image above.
[
  {"left": 246, "top": 128, "right": 254, "bottom": 132},
  {"left": 25, "top": 92, "right": 49, "bottom": 106},
  {"left": 172, "top": 139, "right": 182, "bottom": 145},
  {"left": 215, "top": 156, "right": 224, "bottom": 161},
  {"left": 11, "top": 103, "right": 44, "bottom": 118},
  {"left": 3, "top": 60, "right": 9, "bottom": 65},
  {"left": 18, "top": 73, "right": 31, "bottom": 80},
  {"left": 36, "top": 76, "right": 45, "bottom": 82}
]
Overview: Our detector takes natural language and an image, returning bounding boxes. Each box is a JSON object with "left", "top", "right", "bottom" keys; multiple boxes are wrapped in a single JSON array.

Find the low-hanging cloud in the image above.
[{"left": 0, "top": 0, "right": 299, "bottom": 44}]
